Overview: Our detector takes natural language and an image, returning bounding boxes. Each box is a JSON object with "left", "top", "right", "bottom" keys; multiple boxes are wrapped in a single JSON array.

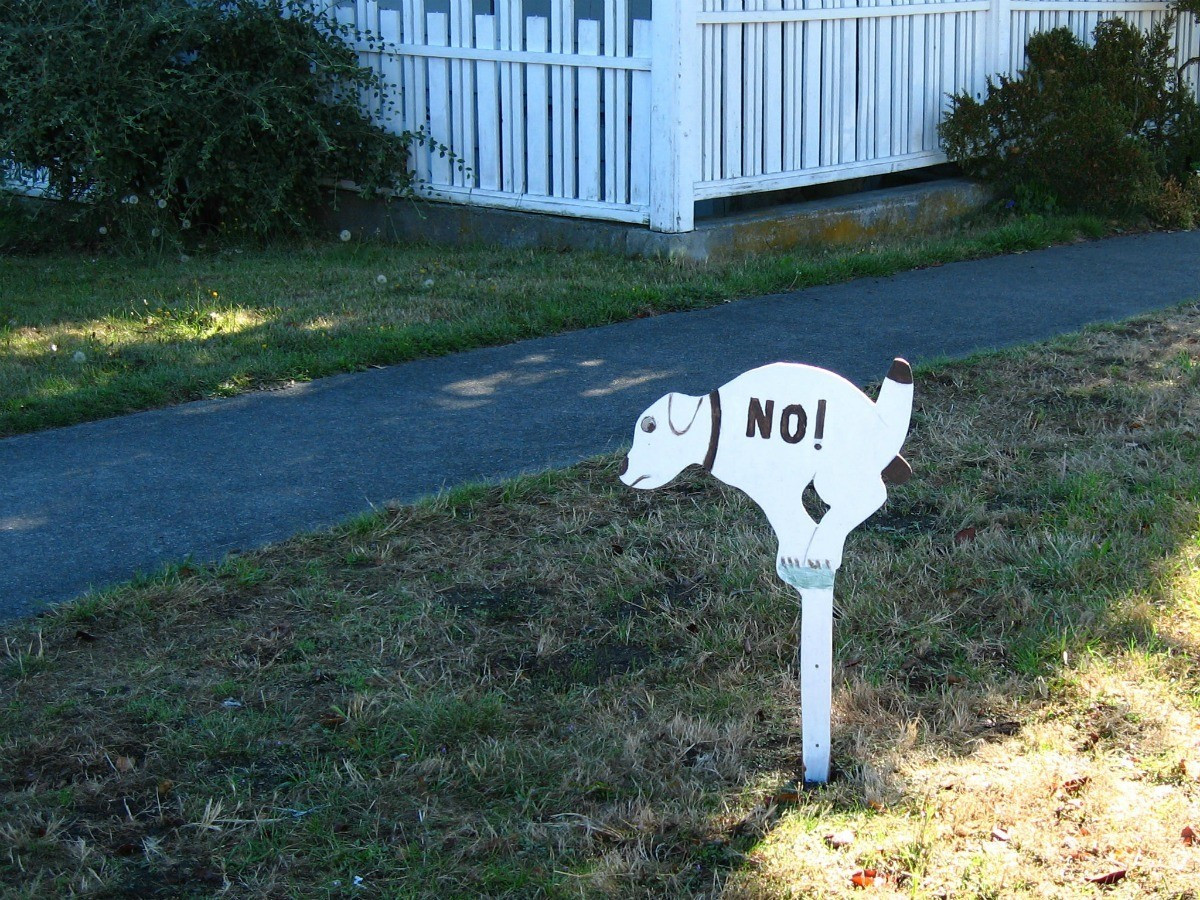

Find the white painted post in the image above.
[
  {"left": 702, "top": 10, "right": 718, "bottom": 181},
  {"left": 726, "top": 7, "right": 745, "bottom": 178},
  {"left": 427, "top": 13, "right": 453, "bottom": 186},
  {"left": 991, "top": 0, "right": 1012, "bottom": 79},
  {"left": 578, "top": 19, "right": 604, "bottom": 202},
  {"left": 838, "top": 4, "right": 856, "bottom": 164},
  {"left": 527, "top": 17, "right": 551, "bottom": 196},
  {"left": 379, "top": 9, "right": 404, "bottom": 136},
  {"left": 476, "top": 14, "right": 502, "bottom": 191},
  {"left": 800, "top": 585, "right": 834, "bottom": 782},
  {"left": 450, "top": 0, "right": 476, "bottom": 188},
  {"left": 649, "top": 0, "right": 701, "bottom": 233},
  {"left": 801, "top": 3, "right": 820, "bottom": 169},
  {"left": 746, "top": 0, "right": 763, "bottom": 177},
  {"left": 630, "top": 19, "right": 653, "bottom": 206}
]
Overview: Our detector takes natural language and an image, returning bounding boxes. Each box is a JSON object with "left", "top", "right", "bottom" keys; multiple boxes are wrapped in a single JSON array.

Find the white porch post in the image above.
[
  {"left": 990, "top": 0, "right": 1013, "bottom": 78},
  {"left": 649, "top": 0, "right": 702, "bottom": 233}
]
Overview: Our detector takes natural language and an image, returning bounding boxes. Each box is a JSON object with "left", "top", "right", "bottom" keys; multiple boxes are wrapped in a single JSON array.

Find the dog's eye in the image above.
[{"left": 640, "top": 416, "right": 656, "bottom": 433}]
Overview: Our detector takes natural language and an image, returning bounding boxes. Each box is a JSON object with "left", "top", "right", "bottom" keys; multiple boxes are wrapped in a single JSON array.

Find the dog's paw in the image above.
[
  {"left": 802, "top": 535, "right": 846, "bottom": 572},
  {"left": 776, "top": 556, "right": 836, "bottom": 591}
]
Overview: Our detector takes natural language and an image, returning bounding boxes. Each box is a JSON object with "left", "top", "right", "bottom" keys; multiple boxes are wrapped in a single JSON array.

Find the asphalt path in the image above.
[{"left": 4, "top": 229, "right": 1200, "bottom": 621}]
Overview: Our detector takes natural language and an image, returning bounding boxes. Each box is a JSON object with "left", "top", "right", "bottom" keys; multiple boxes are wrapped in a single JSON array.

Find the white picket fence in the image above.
[
  {"left": 9, "top": 1, "right": 1196, "bottom": 228},
  {"left": 339, "top": 0, "right": 1200, "bottom": 232}
]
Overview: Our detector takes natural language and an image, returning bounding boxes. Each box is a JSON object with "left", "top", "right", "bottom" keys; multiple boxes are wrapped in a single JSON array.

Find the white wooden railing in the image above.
[
  {"left": 691, "top": 0, "right": 1193, "bottom": 202},
  {"left": 339, "top": 0, "right": 656, "bottom": 223},
  {"left": 0, "top": 163, "right": 50, "bottom": 199},
  {"left": 9, "top": 2, "right": 1196, "bottom": 230},
  {"left": 341, "top": 0, "right": 1198, "bottom": 233}
]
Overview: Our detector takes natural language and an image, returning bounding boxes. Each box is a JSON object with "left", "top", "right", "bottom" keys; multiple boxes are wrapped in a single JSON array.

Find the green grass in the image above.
[
  {"left": 0, "top": 208, "right": 1108, "bottom": 436},
  {"left": 3, "top": 304, "right": 1200, "bottom": 896}
]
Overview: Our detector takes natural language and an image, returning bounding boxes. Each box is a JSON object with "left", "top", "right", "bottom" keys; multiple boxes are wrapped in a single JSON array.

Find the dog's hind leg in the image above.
[
  {"left": 804, "top": 472, "right": 888, "bottom": 571},
  {"left": 748, "top": 480, "right": 825, "bottom": 585},
  {"left": 754, "top": 488, "right": 822, "bottom": 590}
]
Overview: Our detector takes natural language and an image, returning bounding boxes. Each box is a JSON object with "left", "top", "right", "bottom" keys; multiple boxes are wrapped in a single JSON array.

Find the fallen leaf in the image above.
[
  {"left": 991, "top": 826, "right": 1010, "bottom": 842},
  {"left": 157, "top": 779, "right": 174, "bottom": 797},
  {"left": 1059, "top": 776, "right": 1090, "bottom": 795},
  {"left": 824, "top": 830, "right": 854, "bottom": 849},
  {"left": 1086, "top": 868, "right": 1126, "bottom": 886},
  {"left": 114, "top": 755, "right": 135, "bottom": 773},
  {"left": 851, "top": 868, "right": 877, "bottom": 888},
  {"left": 953, "top": 526, "right": 978, "bottom": 545},
  {"left": 1183, "top": 824, "right": 1196, "bottom": 846}
]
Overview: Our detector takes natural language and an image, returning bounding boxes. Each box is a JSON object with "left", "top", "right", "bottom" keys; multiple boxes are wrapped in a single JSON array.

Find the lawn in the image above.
[
  {"left": 2, "top": 304, "right": 1199, "bottom": 896},
  {"left": 0, "top": 210, "right": 1108, "bottom": 437}
]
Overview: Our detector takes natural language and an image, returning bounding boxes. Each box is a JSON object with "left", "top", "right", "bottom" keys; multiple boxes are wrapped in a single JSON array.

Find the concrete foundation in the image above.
[{"left": 325, "top": 176, "right": 992, "bottom": 260}]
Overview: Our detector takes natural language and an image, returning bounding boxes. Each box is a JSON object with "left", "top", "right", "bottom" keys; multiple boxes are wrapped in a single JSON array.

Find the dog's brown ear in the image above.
[
  {"left": 667, "top": 393, "right": 705, "bottom": 435},
  {"left": 882, "top": 455, "right": 912, "bottom": 485}
]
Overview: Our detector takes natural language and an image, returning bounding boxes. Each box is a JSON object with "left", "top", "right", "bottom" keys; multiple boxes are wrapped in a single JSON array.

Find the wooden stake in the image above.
[{"left": 799, "top": 583, "right": 834, "bottom": 783}]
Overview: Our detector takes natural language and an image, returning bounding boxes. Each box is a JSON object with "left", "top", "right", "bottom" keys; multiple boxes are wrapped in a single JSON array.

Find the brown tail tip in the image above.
[
  {"left": 887, "top": 358, "right": 913, "bottom": 385},
  {"left": 882, "top": 455, "right": 912, "bottom": 485}
]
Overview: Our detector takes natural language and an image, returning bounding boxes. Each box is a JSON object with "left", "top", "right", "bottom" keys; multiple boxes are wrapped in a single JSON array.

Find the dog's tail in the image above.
[{"left": 876, "top": 358, "right": 914, "bottom": 484}]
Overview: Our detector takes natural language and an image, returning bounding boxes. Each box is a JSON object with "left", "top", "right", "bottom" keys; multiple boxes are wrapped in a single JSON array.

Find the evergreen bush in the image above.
[
  {"left": 939, "top": 18, "right": 1200, "bottom": 218},
  {"left": 0, "top": 0, "right": 432, "bottom": 245}
]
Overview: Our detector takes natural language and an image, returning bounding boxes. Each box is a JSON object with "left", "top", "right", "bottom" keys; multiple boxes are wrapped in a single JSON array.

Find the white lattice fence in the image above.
[
  {"left": 9, "top": 1, "right": 1198, "bottom": 228},
  {"left": 1008, "top": 0, "right": 1171, "bottom": 73},
  {"left": 338, "top": 0, "right": 1199, "bottom": 232},
  {"left": 344, "top": 0, "right": 653, "bottom": 222},
  {"left": 694, "top": 0, "right": 991, "bottom": 200}
]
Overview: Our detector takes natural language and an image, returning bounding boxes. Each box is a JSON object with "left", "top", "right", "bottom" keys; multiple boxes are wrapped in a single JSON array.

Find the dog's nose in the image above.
[{"left": 619, "top": 456, "right": 629, "bottom": 476}]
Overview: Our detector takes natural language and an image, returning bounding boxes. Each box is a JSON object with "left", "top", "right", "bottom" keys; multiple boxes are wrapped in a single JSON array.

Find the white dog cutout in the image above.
[{"left": 620, "top": 358, "right": 913, "bottom": 783}]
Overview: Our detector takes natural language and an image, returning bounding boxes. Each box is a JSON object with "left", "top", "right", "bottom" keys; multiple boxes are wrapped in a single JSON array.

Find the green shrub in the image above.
[
  {"left": 0, "top": 0, "right": 430, "bottom": 245},
  {"left": 939, "top": 18, "right": 1200, "bottom": 218}
]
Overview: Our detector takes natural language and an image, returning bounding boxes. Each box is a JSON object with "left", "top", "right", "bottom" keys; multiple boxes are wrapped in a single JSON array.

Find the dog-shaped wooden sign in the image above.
[{"left": 620, "top": 358, "right": 913, "bottom": 783}]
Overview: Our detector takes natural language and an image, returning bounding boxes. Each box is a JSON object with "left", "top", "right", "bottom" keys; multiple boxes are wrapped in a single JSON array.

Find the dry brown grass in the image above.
[{"left": 3, "top": 305, "right": 1200, "bottom": 897}]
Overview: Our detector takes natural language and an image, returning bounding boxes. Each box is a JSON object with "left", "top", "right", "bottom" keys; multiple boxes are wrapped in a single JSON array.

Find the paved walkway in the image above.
[{"left": 4, "top": 230, "right": 1200, "bottom": 622}]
